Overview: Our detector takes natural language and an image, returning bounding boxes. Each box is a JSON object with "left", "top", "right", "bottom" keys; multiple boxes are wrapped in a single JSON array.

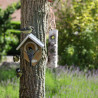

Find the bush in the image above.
[
  {"left": 0, "top": 2, "right": 21, "bottom": 60},
  {"left": 6, "top": 21, "right": 21, "bottom": 55},
  {"left": 56, "top": 0, "right": 98, "bottom": 69}
]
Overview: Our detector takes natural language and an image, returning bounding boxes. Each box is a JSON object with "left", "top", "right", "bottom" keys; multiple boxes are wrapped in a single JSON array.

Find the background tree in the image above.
[
  {"left": 0, "top": 2, "right": 20, "bottom": 61},
  {"left": 56, "top": 0, "right": 98, "bottom": 69},
  {"left": 20, "top": 0, "right": 49, "bottom": 97}
]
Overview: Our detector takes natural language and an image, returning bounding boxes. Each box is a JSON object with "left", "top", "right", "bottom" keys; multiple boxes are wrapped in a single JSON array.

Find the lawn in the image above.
[{"left": 0, "top": 66, "right": 98, "bottom": 98}]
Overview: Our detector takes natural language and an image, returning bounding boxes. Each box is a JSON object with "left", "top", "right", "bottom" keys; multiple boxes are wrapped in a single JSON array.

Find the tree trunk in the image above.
[{"left": 20, "top": 0, "right": 49, "bottom": 98}]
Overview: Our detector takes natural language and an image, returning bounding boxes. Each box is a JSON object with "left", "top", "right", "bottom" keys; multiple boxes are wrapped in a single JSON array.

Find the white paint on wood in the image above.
[
  {"left": 32, "top": 59, "right": 37, "bottom": 63},
  {"left": 48, "top": 29, "right": 58, "bottom": 68},
  {"left": 16, "top": 33, "right": 44, "bottom": 50}
]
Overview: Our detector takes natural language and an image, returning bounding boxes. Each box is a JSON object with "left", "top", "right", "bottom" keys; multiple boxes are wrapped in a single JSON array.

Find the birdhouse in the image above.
[{"left": 16, "top": 33, "right": 44, "bottom": 66}]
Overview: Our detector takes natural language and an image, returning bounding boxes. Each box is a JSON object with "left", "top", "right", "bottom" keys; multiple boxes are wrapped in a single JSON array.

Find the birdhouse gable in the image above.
[{"left": 16, "top": 33, "right": 44, "bottom": 50}]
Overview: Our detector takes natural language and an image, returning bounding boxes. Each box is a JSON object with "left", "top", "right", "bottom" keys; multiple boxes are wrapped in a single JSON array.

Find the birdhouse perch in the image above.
[{"left": 16, "top": 33, "right": 44, "bottom": 66}]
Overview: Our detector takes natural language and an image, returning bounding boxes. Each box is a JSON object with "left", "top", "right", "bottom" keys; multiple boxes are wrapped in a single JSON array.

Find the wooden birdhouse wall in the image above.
[{"left": 23, "top": 39, "right": 42, "bottom": 66}]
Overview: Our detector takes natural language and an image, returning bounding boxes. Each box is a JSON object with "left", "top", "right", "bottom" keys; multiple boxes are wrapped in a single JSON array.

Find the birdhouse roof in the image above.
[{"left": 16, "top": 33, "right": 44, "bottom": 50}]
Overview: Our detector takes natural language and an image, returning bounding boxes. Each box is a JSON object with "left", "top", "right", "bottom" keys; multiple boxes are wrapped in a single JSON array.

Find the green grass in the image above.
[
  {"left": 46, "top": 69, "right": 98, "bottom": 98},
  {"left": 0, "top": 67, "right": 98, "bottom": 98},
  {"left": 0, "top": 67, "right": 19, "bottom": 98},
  {"left": 0, "top": 68, "right": 15, "bottom": 81},
  {"left": 0, "top": 79, "right": 19, "bottom": 98}
]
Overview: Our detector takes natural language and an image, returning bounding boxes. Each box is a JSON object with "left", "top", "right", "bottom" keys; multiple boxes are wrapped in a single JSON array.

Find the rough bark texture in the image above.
[
  {"left": 20, "top": 0, "right": 49, "bottom": 98},
  {"left": 48, "top": 29, "right": 58, "bottom": 68}
]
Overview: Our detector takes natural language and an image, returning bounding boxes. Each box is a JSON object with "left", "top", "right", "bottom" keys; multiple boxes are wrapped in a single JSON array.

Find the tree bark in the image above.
[{"left": 20, "top": 0, "right": 49, "bottom": 98}]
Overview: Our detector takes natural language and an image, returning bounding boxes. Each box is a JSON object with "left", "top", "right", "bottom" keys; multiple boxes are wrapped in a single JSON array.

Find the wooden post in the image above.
[
  {"left": 48, "top": 29, "right": 58, "bottom": 68},
  {"left": 20, "top": 0, "right": 49, "bottom": 98}
]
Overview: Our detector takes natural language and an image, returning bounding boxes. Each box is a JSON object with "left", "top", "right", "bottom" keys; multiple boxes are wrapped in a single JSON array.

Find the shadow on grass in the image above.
[{"left": 0, "top": 67, "right": 16, "bottom": 81}]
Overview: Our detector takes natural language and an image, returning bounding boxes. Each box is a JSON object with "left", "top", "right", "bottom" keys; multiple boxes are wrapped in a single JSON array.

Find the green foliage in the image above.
[
  {"left": 10, "top": 21, "right": 20, "bottom": 29},
  {"left": 0, "top": 2, "right": 21, "bottom": 60},
  {"left": 6, "top": 26, "right": 21, "bottom": 55},
  {"left": 56, "top": 0, "right": 98, "bottom": 69}
]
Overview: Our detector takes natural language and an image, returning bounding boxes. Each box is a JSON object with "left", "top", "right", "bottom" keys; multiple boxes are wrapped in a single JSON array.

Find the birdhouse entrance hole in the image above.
[
  {"left": 24, "top": 41, "right": 38, "bottom": 52},
  {"left": 28, "top": 47, "right": 32, "bottom": 50}
]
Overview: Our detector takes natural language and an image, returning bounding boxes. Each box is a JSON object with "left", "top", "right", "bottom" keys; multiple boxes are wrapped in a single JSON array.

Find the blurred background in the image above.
[
  {"left": 0, "top": 0, "right": 98, "bottom": 70},
  {"left": 0, "top": 0, "right": 20, "bottom": 63},
  {"left": 0, "top": 0, "right": 98, "bottom": 98}
]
